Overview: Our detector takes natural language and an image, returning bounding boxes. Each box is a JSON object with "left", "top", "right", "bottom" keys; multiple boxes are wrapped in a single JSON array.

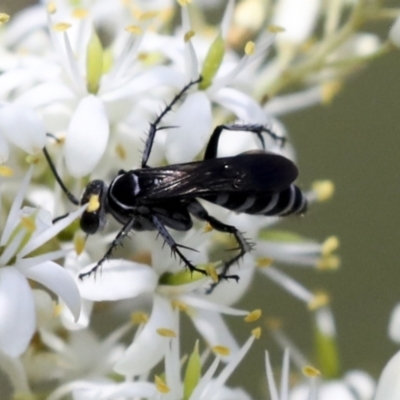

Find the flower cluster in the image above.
[{"left": 0, "top": 0, "right": 398, "bottom": 399}]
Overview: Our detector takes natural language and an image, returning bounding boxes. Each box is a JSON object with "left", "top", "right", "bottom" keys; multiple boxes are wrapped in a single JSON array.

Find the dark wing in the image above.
[{"left": 136, "top": 152, "right": 298, "bottom": 202}]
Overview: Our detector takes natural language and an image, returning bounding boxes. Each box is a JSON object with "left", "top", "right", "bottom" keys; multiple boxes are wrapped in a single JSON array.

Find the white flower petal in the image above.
[
  {"left": 265, "top": 86, "right": 323, "bottom": 117},
  {"left": 64, "top": 95, "right": 109, "bottom": 177},
  {"left": 212, "top": 87, "right": 266, "bottom": 123},
  {"left": 184, "top": 39, "right": 199, "bottom": 82},
  {"left": 114, "top": 295, "right": 176, "bottom": 376},
  {"left": 273, "top": 0, "right": 320, "bottom": 45},
  {"left": 83, "top": 381, "right": 158, "bottom": 397},
  {"left": 0, "top": 133, "right": 9, "bottom": 163},
  {"left": 78, "top": 260, "right": 158, "bottom": 301},
  {"left": 101, "top": 66, "right": 185, "bottom": 102},
  {"left": 0, "top": 69, "right": 39, "bottom": 98},
  {"left": 389, "top": 303, "right": 400, "bottom": 343},
  {"left": 166, "top": 92, "right": 212, "bottom": 164},
  {"left": 0, "top": 104, "right": 46, "bottom": 155},
  {"left": 15, "top": 82, "right": 75, "bottom": 109},
  {"left": 205, "top": 262, "right": 255, "bottom": 306},
  {"left": 4, "top": 4, "right": 47, "bottom": 48},
  {"left": 344, "top": 370, "right": 375, "bottom": 400},
  {"left": 18, "top": 206, "right": 86, "bottom": 258},
  {"left": 61, "top": 298, "right": 93, "bottom": 330},
  {"left": 204, "top": 333, "right": 256, "bottom": 396},
  {"left": 260, "top": 266, "right": 315, "bottom": 304},
  {"left": 318, "top": 382, "right": 362, "bottom": 400},
  {"left": 0, "top": 268, "right": 35, "bottom": 357},
  {"left": 190, "top": 309, "right": 239, "bottom": 361},
  {"left": 22, "top": 261, "right": 81, "bottom": 321},
  {"left": 0, "top": 165, "right": 33, "bottom": 247},
  {"left": 389, "top": 17, "right": 400, "bottom": 48},
  {"left": 49, "top": 380, "right": 157, "bottom": 400}
]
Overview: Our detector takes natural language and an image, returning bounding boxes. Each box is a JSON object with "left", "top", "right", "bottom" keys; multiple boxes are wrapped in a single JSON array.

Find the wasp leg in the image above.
[
  {"left": 204, "top": 123, "right": 286, "bottom": 160},
  {"left": 150, "top": 214, "right": 208, "bottom": 276},
  {"left": 188, "top": 200, "right": 253, "bottom": 291},
  {"left": 141, "top": 77, "right": 202, "bottom": 168},
  {"left": 78, "top": 216, "right": 137, "bottom": 280}
]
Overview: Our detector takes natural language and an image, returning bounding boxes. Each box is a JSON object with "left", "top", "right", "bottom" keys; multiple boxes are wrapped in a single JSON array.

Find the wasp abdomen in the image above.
[{"left": 202, "top": 184, "right": 307, "bottom": 216}]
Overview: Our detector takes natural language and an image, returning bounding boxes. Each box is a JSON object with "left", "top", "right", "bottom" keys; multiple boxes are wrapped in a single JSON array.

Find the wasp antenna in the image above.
[
  {"left": 52, "top": 212, "right": 71, "bottom": 224},
  {"left": 43, "top": 147, "right": 80, "bottom": 206},
  {"left": 46, "top": 132, "right": 62, "bottom": 143}
]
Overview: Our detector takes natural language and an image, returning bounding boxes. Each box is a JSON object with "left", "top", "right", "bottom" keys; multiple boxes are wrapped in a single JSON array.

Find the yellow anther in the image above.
[
  {"left": 155, "top": 375, "right": 170, "bottom": 393},
  {"left": 26, "top": 155, "right": 40, "bottom": 164},
  {"left": 0, "top": 165, "right": 13, "bottom": 177},
  {"left": 178, "top": 0, "right": 191, "bottom": 6},
  {"left": 87, "top": 195, "right": 100, "bottom": 212},
  {"left": 47, "top": 2, "right": 57, "bottom": 14},
  {"left": 53, "top": 22, "right": 72, "bottom": 32},
  {"left": 308, "top": 292, "right": 330, "bottom": 310},
  {"left": 212, "top": 345, "right": 230, "bottom": 357},
  {"left": 203, "top": 222, "right": 213, "bottom": 233},
  {"left": 72, "top": 8, "right": 89, "bottom": 19},
  {"left": 171, "top": 300, "right": 189, "bottom": 312},
  {"left": 53, "top": 303, "right": 63, "bottom": 317},
  {"left": 268, "top": 25, "right": 285, "bottom": 33},
  {"left": 0, "top": 13, "right": 10, "bottom": 24},
  {"left": 322, "top": 236, "right": 339, "bottom": 256},
  {"left": 317, "top": 255, "right": 340, "bottom": 271},
  {"left": 244, "top": 41, "right": 255, "bottom": 55},
  {"left": 302, "top": 365, "right": 321, "bottom": 378},
  {"left": 251, "top": 327, "right": 261, "bottom": 339},
  {"left": 157, "top": 328, "right": 177, "bottom": 338},
  {"left": 205, "top": 264, "right": 219, "bottom": 282},
  {"left": 322, "top": 81, "right": 343, "bottom": 105},
  {"left": 21, "top": 216, "right": 36, "bottom": 233},
  {"left": 131, "top": 251, "right": 152, "bottom": 266},
  {"left": 138, "top": 11, "right": 159, "bottom": 21},
  {"left": 131, "top": 312, "right": 149, "bottom": 325},
  {"left": 244, "top": 309, "right": 262, "bottom": 322},
  {"left": 265, "top": 317, "right": 283, "bottom": 330},
  {"left": 312, "top": 180, "right": 335, "bottom": 202},
  {"left": 184, "top": 30, "right": 196, "bottom": 42},
  {"left": 74, "top": 232, "right": 86, "bottom": 256},
  {"left": 115, "top": 144, "right": 126, "bottom": 160},
  {"left": 256, "top": 257, "right": 274, "bottom": 268},
  {"left": 125, "top": 25, "right": 142, "bottom": 35}
]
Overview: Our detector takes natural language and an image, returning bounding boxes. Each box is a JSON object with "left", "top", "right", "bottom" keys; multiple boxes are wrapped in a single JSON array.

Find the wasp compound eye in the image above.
[{"left": 80, "top": 180, "right": 108, "bottom": 235}]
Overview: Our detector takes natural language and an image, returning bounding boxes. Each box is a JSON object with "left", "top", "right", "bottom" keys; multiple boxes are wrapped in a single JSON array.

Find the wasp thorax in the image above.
[
  {"left": 109, "top": 173, "right": 140, "bottom": 207},
  {"left": 80, "top": 180, "right": 108, "bottom": 234}
]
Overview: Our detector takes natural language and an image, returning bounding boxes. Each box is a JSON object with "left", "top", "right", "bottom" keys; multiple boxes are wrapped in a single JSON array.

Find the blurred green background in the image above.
[{"left": 2, "top": 0, "right": 400, "bottom": 397}]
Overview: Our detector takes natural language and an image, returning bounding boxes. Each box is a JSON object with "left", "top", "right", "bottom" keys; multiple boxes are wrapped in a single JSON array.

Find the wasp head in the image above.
[{"left": 80, "top": 180, "right": 108, "bottom": 234}]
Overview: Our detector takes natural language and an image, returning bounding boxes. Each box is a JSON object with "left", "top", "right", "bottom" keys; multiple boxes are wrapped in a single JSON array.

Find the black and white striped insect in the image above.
[{"left": 44, "top": 77, "right": 307, "bottom": 286}]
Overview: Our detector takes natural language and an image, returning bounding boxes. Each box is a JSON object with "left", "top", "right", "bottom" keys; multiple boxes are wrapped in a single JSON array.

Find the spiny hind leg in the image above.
[
  {"left": 151, "top": 214, "right": 207, "bottom": 276},
  {"left": 188, "top": 200, "right": 254, "bottom": 291}
]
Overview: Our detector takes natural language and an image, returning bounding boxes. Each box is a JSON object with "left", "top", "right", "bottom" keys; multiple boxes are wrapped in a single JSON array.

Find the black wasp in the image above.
[{"left": 44, "top": 77, "right": 307, "bottom": 287}]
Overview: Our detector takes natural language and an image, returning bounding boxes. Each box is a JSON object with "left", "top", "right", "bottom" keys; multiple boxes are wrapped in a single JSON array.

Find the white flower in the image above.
[
  {"left": 0, "top": 167, "right": 83, "bottom": 357},
  {"left": 74, "top": 255, "right": 257, "bottom": 378},
  {"left": 1, "top": 1, "right": 181, "bottom": 177}
]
